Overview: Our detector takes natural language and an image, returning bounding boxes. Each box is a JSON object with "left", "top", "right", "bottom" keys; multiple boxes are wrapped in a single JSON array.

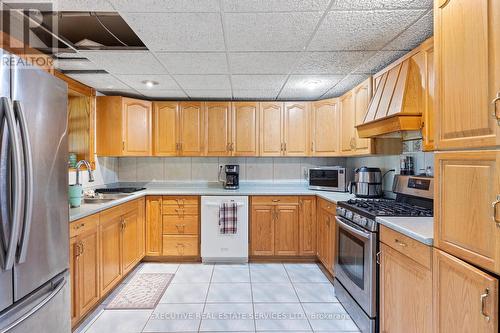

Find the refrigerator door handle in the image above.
[
  {"left": 13, "top": 100, "right": 33, "bottom": 264},
  {"left": 0, "top": 97, "right": 23, "bottom": 271}
]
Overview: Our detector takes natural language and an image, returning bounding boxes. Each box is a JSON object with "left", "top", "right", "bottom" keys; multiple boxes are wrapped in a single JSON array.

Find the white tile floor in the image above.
[{"left": 75, "top": 263, "right": 360, "bottom": 333}]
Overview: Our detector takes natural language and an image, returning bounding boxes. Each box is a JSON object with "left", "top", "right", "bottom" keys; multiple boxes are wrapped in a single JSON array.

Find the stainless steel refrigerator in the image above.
[{"left": 0, "top": 48, "right": 70, "bottom": 333}]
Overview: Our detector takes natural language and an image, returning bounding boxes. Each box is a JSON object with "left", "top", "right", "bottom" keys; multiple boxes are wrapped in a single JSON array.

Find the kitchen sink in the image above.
[
  {"left": 83, "top": 198, "right": 115, "bottom": 204},
  {"left": 82, "top": 193, "right": 132, "bottom": 204}
]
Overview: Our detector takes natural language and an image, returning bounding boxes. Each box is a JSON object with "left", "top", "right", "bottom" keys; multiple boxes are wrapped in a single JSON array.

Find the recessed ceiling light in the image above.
[
  {"left": 303, "top": 80, "right": 322, "bottom": 90},
  {"left": 141, "top": 80, "right": 159, "bottom": 88}
]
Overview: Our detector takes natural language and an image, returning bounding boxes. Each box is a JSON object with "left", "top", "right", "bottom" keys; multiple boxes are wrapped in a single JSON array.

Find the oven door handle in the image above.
[{"left": 335, "top": 216, "right": 372, "bottom": 239}]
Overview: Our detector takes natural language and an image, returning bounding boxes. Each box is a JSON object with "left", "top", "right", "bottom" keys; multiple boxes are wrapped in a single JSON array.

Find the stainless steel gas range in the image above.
[{"left": 334, "top": 175, "right": 434, "bottom": 333}]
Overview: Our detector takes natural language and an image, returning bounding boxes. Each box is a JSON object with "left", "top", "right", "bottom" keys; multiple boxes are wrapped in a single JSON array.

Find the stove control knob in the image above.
[
  {"left": 345, "top": 211, "right": 353, "bottom": 220},
  {"left": 336, "top": 207, "right": 345, "bottom": 217},
  {"left": 359, "top": 217, "right": 368, "bottom": 226}
]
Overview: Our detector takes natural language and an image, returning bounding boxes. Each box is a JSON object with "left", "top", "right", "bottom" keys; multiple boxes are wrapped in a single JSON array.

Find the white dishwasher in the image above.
[{"left": 201, "top": 196, "right": 248, "bottom": 263}]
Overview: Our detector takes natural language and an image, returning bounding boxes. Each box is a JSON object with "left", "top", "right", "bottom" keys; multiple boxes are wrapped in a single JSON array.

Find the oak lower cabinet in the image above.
[
  {"left": 69, "top": 214, "right": 100, "bottom": 328},
  {"left": 316, "top": 198, "right": 335, "bottom": 275},
  {"left": 250, "top": 196, "right": 314, "bottom": 257},
  {"left": 433, "top": 249, "right": 498, "bottom": 333},
  {"left": 161, "top": 196, "right": 200, "bottom": 257},
  {"left": 435, "top": 150, "right": 500, "bottom": 275},
  {"left": 146, "top": 196, "right": 163, "bottom": 256},
  {"left": 379, "top": 226, "right": 432, "bottom": 333}
]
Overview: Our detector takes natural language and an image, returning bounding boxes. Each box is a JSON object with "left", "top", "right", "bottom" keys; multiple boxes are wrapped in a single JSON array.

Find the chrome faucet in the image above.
[{"left": 75, "top": 160, "right": 94, "bottom": 185}]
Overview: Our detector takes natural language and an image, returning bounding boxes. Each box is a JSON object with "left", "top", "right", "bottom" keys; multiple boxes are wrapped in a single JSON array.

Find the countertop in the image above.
[
  {"left": 376, "top": 216, "right": 434, "bottom": 246},
  {"left": 69, "top": 183, "right": 355, "bottom": 222}
]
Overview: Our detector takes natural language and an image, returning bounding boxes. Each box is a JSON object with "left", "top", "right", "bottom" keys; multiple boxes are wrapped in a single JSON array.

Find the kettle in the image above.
[{"left": 349, "top": 167, "right": 383, "bottom": 198}]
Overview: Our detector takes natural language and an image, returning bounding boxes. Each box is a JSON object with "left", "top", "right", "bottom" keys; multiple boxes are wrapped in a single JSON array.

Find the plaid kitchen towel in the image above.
[{"left": 219, "top": 201, "right": 238, "bottom": 234}]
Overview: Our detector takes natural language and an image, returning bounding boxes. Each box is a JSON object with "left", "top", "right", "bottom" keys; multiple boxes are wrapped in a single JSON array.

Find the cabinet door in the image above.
[
  {"left": 379, "top": 243, "right": 432, "bottom": 333},
  {"left": 153, "top": 102, "right": 178, "bottom": 156},
  {"left": 232, "top": 102, "right": 259, "bottom": 156},
  {"left": 284, "top": 102, "right": 309, "bottom": 156},
  {"left": 99, "top": 215, "right": 122, "bottom": 296},
  {"left": 122, "top": 98, "right": 152, "bottom": 156},
  {"left": 299, "top": 197, "right": 316, "bottom": 256},
  {"left": 275, "top": 205, "right": 299, "bottom": 256},
  {"left": 250, "top": 205, "right": 275, "bottom": 256},
  {"left": 179, "top": 102, "right": 204, "bottom": 156},
  {"left": 146, "top": 196, "right": 162, "bottom": 256},
  {"left": 325, "top": 212, "right": 335, "bottom": 275},
  {"left": 78, "top": 227, "right": 100, "bottom": 317},
  {"left": 205, "top": 102, "right": 231, "bottom": 156},
  {"left": 353, "top": 79, "right": 372, "bottom": 154},
  {"left": 422, "top": 44, "right": 435, "bottom": 151},
  {"left": 122, "top": 209, "right": 140, "bottom": 275},
  {"left": 69, "top": 237, "right": 79, "bottom": 326},
  {"left": 260, "top": 102, "right": 283, "bottom": 156},
  {"left": 434, "top": 249, "right": 498, "bottom": 333},
  {"left": 435, "top": 0, "right": 499, "bottom": 149},
  {"left": 311, "top": 99, "right": 339, "bottom": 156},
  {"left": 435, "top": 151, "right": 500, "bottom": 274},
  {"left": 339, "top": 92, "right": 355, "bottom": 154}
]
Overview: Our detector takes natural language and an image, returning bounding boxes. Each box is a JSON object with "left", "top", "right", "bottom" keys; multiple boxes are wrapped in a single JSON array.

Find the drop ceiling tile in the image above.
[
  {"left": 224, "top": 12, "right": 322, "bottom": 51},
  {"left": 222, "top": 0, "right": 330, "bottom": 12},
  {"left": 174, "top": 75, "right": 231, "bottom": 90},
  {"left": 185, "top": 90, "right": 232, "bottom": 99},
  {"left": 156, "top": 53, "right": 228, "bottom": 74},
  {"left": 79, "top": 51, "right": 167, "bottom": 75},
  {"left": 122, "top": 13, "right": 225, "bottom": 51},
  {"left": 383, "top": 10, "right": 433, "bottom": 51},
  {"left": 293, "top": 51, "right": 375, "bottom": 74},
  {"left": 232, "top": 75, "right": 287, "bottom": 90},
  {"left": 53, "top": 58, "right": 100, "bottom": 71},
  {"left": 321, "top": 74, "right": 370, "bottom": 98},
  {"left": 111, "top": 0, "right": 220, "bottom": 12},
  {"left": 354, "top": 51, "right": 408, "bottom": 74},
  {"left": 331, "top": 0, "right": 433, "bottom": 10},
  {"left": 48, "top": 0, "right": 114, "bottom": 11},
  {"left": 229, "top": 52, "right": 300, "bottom": 74},
  {"left": 116, "top": 74, "right": 180, "bottom": 90},
  {"left": 66, "top": 73, "right": 130, "bottom": 90},
  {"left": 232, "top": 89, "right": 279, "bottom": 100},
  {"left": 308, "top": 10, "right": 426, "bottom": 51},
  {"left": 99, "top": 89, "right": 143, "bottom": 97},
  {"left": 137, "top": 89, "right": 187, "bottom": 99},
  {"left": 279, "top": 75, "right": 344, "bottom": 99}
]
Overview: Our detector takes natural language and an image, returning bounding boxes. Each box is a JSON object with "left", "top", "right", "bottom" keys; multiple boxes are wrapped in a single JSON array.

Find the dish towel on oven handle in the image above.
[{"left": 219, "top": 201, "right": 238, "bottom": 234}]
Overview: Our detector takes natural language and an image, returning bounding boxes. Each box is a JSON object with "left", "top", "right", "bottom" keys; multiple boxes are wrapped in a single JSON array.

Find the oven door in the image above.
[{"left": 335, "top": 216, "right": 377, "bottom": 317}]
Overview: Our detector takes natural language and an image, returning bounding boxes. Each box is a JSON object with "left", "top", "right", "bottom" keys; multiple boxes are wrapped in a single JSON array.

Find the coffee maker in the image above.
[{"left": 219, "top": 165, "right": 239, "bottom": 190}]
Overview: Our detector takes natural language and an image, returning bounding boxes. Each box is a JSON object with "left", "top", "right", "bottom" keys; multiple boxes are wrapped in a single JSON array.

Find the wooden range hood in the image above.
[{"left": 356, "top": 40, "right": 431, "bottom": 139}]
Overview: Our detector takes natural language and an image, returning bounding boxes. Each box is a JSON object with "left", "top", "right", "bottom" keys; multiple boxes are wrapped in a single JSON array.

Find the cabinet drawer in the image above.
[
  {"left": 251, "top": 196, "right": 299, "bottom": 205},
  {"left": 162, "top": 206, "right": 199, "bottom": 215},
  {"left": 380, "top": 225, "right": 432, "bottom": 269},
  {"left": 318, "top": 198, "right": 336, "bottom": 215},
  {"left": 70, "top": 213, "right": 99, "bottom": 238},
  {"left": 162, "top": 235, "right": 198, "bottom": 256},
  {"left": 163, "top": 215, "right": 199, "bottom": 235},
  {"left": 162, "top": 196, "right": 199, "bottom": 206}
]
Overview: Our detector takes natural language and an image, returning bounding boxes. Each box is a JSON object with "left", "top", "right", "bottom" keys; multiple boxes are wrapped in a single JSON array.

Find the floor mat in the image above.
[{"left": 106, "top": 273, "right": 174, "bottom": 309}]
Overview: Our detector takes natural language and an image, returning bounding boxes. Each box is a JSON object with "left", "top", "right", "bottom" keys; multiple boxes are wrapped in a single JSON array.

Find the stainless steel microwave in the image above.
[{"left": 308, "top": 167, "right": 348, "bottom": 192}]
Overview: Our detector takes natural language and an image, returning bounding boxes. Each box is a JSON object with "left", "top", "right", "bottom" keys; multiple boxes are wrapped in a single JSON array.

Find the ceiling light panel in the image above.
[
  {"left": 156, "top": 53, "right": 229, "bottom": 74},
  {"left": 224, "top": 12, "right": 323, "bottom": 51},
  {"left": 79, "top": 50, "right": 168, "bottom": 74},
  {"left": 279, "top": 75, "right": 344, "bottom": 99},
  {"left": 121, "top": 13, "right": 225, "bottom": 51},
  {"left": 308, "top": 10, "right": 426, "bottom": 51}
]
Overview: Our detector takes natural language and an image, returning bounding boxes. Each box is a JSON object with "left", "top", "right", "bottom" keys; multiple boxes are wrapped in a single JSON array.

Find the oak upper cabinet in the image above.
[
  {"left": 311, "top": 99, "right": 339, "bottom": 156},
  {"left": 434, "top": 0, "right": 500, "bottom": 149},
  {"left": 205, "top": 102, "right": 232, "bottom": 156},
  {"left": 153, "top": 102, "right": 178, "bottom": 156},
  {"left": 260, "top": 102, "right": 284, "bottom": 156},
  {"left": 340, "top": 92, "right": 356, "bottom": 154},
  {"left": 421, "top": 40, "right": 435, "bottom": 151},
  {"left": 298, "top": 196, "right": 316, "bottom": 256},
  {"left": 379, "top": 241, "right": 432, "bottom": 333},
  {"left": 435, "top": 150, "right": 500, "bottom": 274},
  {"left": 145, "top": 196, "right": 162, "bottom": 256},
  {"left": 179, "top": 102, "right": 204, "bottom": 156},
  {"left": 353, "top": 78, "right": 373, "bottom": 154},
  {"left": 96, "top": 96, "right": 152, "bottom": 156},
  {"left": 284, "top": 102, "right": 310, "bottom": 156},
  {"left": 232, "top": 102, "right": 259, "bottom": 156},
  {"left": 434, "top": 249, "right": 498, "bottom": 333}
]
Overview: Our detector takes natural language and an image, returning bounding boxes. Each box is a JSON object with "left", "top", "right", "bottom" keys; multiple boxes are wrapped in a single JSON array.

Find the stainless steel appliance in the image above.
[
  {"left": 308, "top": 166, "right": 347, "bottom": 192},
  {"left": 335, "top": 175, "right": 434, "bottom": 333},
  {"left": 349, "top": 167, "right": 383, "bottom": 198},
  {"left": 0, "top": 49, "right": 70, "bottom": 333},
  {"left": 219, "top": 165, "right": 239, "bottom": 190}
]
